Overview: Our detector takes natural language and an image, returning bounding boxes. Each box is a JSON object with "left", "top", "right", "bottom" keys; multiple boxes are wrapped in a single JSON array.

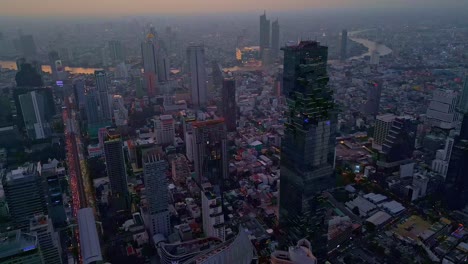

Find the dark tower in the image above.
[
  {"left": 340, "top": 29, "right": 348, "bottom": 61},
  {"left": 279, "top": 41, "right": 337, "bottom": 243},
  {"left": 271, "top": 19, "right": 280, "bottom": 59},
  {"left": 259, "top": 11, "right": 270, "bottom": 58},
  {"left": 104, "top": 129, "right": 129, "bottom": 210},
  {"left": 445, "top": 114, "right": 468, "bottom": 209},
  {"left": 222, "top": 78, "right": 237, "bottom": 132},
  {"left": 363, "top": 80, "right": 382, "bottom": 116}
]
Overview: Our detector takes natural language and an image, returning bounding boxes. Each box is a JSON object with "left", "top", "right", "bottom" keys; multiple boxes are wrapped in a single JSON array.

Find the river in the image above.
[
  {"left": 0, "top": 31, "right": 392, "bottom": 72},
  {"left": 348, "top": 29, "right": 392, "bottom": 60},
  {"left": 0, "top": 60, "right": 103, "bottom": 75}
]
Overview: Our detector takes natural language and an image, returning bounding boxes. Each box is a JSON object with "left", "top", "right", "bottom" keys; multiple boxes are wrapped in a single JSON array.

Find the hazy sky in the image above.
[{"left": 1, "top": 0, "right": 466, "bottom": 16}]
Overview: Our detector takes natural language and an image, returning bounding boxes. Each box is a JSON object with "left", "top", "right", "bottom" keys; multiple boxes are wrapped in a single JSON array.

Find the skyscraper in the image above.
[
  {"left": 192, "top": 119, "right": 228, "bottom": 188},
  {"left": 143, "top": 151, "right": 171, "bottom": 237},
  {"left": 222, "top": 78, "right": 237, "bottom": 132},
  {"left": 363, "top": 80, "right": 382, "bottom": 116},
  {"left": 85, "top": 90, "right": 100, "bottom": 125},
  {"left": 39, "top": 160, "right": 67, "bottom": 227},
  {"left": 340, "top": 29, "right": 348, "bottom": 61},
  {"left": 29, "top": 215, "right": 62, "bottom": 264},
  {"left": 271, "top": 19, "right": 280, "bottom": 59},
  {"left": 457, "top": 74, "right": 468, "bottom": 113},
  {"left": 154, "top": 115, "right": 175, "bottom": 145},
  {"left": 19, "top": 90, "right": 52, "bottom": 139},
  {"left": 95, "top": 70, "right": 112, "bottom": 121},
  {"left": 445, "top": 114, "right": 468, "bottom": 209},
  {"left": 373, "top": 114, "right": 396, "bottom": 149},
  {"left": 141, "top": 28, "right": 169, "bottom": 87},
  {"left": 108, "top": 40, "right": 125, "bottom": 63},
  {"left": 3, "top": 163, "right": 48, "bottom": 230},
  {"left": 19, "top": 34, "right": 37, "bottom": 58},
  {"left": 201, "top": 183, "right": 225, "bottom": 241},
  {"left": 379, "top": 116, "right": 417, "bottom": 167},
  {"left": 103, "top": 129, "right": 129, "bottom": 210},
  {"left": 426, "top": 89, "right": 459, "bottom": 130},
  {"left": 187, "top": 45, "right": 207, "bottom": 108},
  {"left": 279, "top": 41, "right": 336, "bottom": 238},
  {"left": 141, "top": 30, "right": 158, "bottom": 96},
  {"left": 73, "top": 78, "right": 86, "bottom": 110},
  {"left": 259, "top": 11, "right": 270, "bottom": 58}
]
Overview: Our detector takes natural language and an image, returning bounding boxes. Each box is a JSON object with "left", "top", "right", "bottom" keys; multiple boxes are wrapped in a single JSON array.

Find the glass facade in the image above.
[{"left": 279, "top": 41, "right": 337, "bottom": 241}]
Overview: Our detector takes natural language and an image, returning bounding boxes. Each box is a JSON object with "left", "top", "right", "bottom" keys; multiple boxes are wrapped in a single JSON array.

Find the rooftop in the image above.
[
  {"left": 0, "top": 230, "right": 38, "bottom": 259},
  {"left": 6, "top": 163, "right": 37, "bottom": 182}
]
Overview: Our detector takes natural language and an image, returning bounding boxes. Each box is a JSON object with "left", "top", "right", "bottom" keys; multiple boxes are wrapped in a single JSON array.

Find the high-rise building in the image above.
[
  {"left": 363, "top": 80, "right": 382, "bottom": 116},
  {"left": 85, "top": 90, "right": 100, "bottom": 125},
  {"left": 187, "top": 45, "right": 207, "bottom": 108},
  {"left": 0, "top": 230, "right": 44, "bottom": 264},
  {"left": 426, "top": 89, "right": 459, "bottom": 130},
  {"left": 222, "top": 78, "right": 237, "bottom": 132},
  {"left": 379, "top": 116, "right": 417, "bottom": 167},
  {"left": 340, "top": 30, "right": 348, "bottom": 61},
  {"left": 445, "top": 114, "right": 468, "bottom": 209},
  {"left": 19, "top": 35, "right": 37, "bottom": 58},
  {"left": 112, "top": 95, "right": 128, "bottom": 127},
  {"left": 143, "top": 151, "right": 171, "bottom": 237},
  {"left": 103, "top": 129, "right": 129, "bottom": 210},
  {"left": 458, "top": 75, "right": 468, "bottom": 113},
  {"left": 77, "top": 208, "right": 103, "bottom": 264},
  {"left": 201, "top": 183, "right": 225, "bottom": 241},
  {"left": 39, "top": 160, "right": 67, "bottom": 227},
  {"left": 192, "top": 119, "right": 228, "bottom": 187},
  {"left": 95, "top": 70, "right": 112, "bottom": 121},
  {"left": 19, "top": 90, "right": 52, "bottom": 139},
  {"left": 29, "top": 215, "right": 62, "bottom": 264},
  {"left": 432, "top": 137, "right": 455, "bottom": 177},
  {"left": 3, "top": 163, "right": 48, "bottom": 230},
  {"left": 271, "top": 20, "right": 280, "bottom": 59},
  {"left": 73, "top": 78, "right": 86, "bottom": 110},
  {"left": 259, "top": 11, "right": 270, "bottom": 58},
  {"left": 141, "top": 28, "right": 169, "bottom": 85},
  {"left": 373, "top": 114, "right": 396, "bottom": 149},
  {"left": 154, "top": 115, "right": 175, "bottom": 145},
  {"left": 108, "top": 40, "right": 125, "bottom": 63},
  {"left": 279, "top": 41, "right": 337, "bottom": 238}
]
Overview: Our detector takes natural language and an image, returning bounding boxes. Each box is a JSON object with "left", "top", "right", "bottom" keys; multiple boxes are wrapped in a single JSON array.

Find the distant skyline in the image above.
[{"left": 1, "top": 0, "right": 466, "bottom": 17}]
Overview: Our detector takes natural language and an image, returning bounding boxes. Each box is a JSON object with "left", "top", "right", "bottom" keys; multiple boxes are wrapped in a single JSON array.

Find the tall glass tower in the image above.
[
  {"left": 259, "top": 11, "right": 270, "bottom": 58},
  {"left": 279, "top": 41, "right": 336, "bottom": 240}
]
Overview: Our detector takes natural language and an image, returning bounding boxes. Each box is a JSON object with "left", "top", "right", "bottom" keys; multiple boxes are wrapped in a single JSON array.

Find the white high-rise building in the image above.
[
  {"left": 29, "top": 215, "right": 62, "bottom": 264},
  {"left": 426, "top": 89, "right": 459, "bottom": 130},
  {"left": 143, "top": 152, "right": 171, "bottom": 237},
  {"left": 19, "top": 91, "right": 52, "bottom": 140},
  {"left": 154, "top": 115, "right": 175, "bottom": 145},
  {"left": 187, "top": 45, "right": 207, "bottom": 108},
  {"left": 112, "top": 95, "right": 128, "bottom": 126},
  {"left": 431, "top": 137, "right": 455, "bottom": 178},
  {"left": 201, "top": 183, "right": 225, "bottom": 241},
  {"left": 95, "top": 70, "right": 112, "bottom": 121},
  {"left": 373, "top": 114, "right": 396, "bottom": 150}
]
